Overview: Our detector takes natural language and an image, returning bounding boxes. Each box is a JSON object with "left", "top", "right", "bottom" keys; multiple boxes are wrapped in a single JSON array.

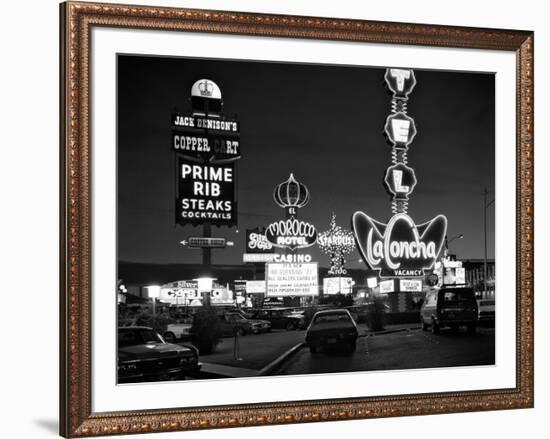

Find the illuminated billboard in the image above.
[
  {"left": 176, "top": 158, "right": 237, "bottom": 227},
  {"left": 266, "top": 263, "right": 318, "bottom": 297},
  {"left": 379, "top": 279, "right": 395, "bottom": 293},
  {"left": 323, "top": 277, "right": 353, "bottom": 295},
  {"left": 399, "top": 279, "right": 423, "bottom": 292},
  {"left": 242, "top": 253, "right": 276, "bottom": 263},
  {"left": 246, "top": 280, "right": 266, "bottom": 294}
]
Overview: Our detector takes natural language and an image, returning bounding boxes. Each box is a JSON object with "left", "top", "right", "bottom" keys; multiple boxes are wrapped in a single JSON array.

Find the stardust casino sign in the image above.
[
  {"left": 352, "top": 212, "right": 447, "bottom": 278},
  {"left": 176, "top": 158, "right": 236, "bottom": 226},
  {"left": 265, "top": 218, "right": 318, "bottom": 251}
]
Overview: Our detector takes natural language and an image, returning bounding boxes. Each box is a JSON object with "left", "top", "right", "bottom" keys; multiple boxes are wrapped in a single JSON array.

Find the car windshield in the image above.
[
  {"left": 118, "top": 329, "right": 164, "bottom": 347},
  {"left": 313, "top": 312, "right": 350, "bottom": 324},
  {"left": 440, "top": 289, "right": 475, "bottom": 304}
]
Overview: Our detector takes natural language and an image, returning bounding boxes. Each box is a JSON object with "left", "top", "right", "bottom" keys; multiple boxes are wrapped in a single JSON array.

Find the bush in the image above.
[
  {"left": 191, "top": 306, "right": 223, "bottom": 354},
  {"left": 134, "top": 312, "right": 175, "bottom": 335}
]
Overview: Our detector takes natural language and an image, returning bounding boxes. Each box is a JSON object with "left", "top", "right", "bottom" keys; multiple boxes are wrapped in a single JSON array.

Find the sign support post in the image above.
[
  {"left": 202, "top": 223, "right": 212, "bottom": 268},
  {"left": 171, "top": 78, "right": 241, "bottom": 302}
]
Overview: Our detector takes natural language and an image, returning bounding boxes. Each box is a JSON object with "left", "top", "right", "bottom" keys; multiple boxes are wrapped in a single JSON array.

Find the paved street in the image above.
[{"left": 269, "top": 327, "right": 495, "bottom": 376}]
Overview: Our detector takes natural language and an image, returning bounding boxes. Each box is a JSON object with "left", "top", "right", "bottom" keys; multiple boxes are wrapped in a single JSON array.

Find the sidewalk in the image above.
[
  {"left": 194, "top": 330, "right": 305, "bottom": 372},
  {"left": 199, "top": 341, "right": 304, "bottom": 379}
]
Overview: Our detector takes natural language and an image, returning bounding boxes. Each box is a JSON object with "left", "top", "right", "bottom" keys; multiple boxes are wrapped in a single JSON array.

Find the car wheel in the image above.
[
  {"left": 163, "top": 332, "right": 176, "bottom": 343},
  {"left": 431, "top": 319, "right": 440, "bottom": 334},
  {"left": 421, "top": 319, "right": 428, "bottom": 331},
  {"left": 286, "top": 322, "right": 296, "bottom": 331}
]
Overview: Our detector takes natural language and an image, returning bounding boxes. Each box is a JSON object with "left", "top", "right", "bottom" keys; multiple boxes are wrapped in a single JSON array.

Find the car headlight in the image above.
[
  {"left": 179, "top": 357, "right": 189, "bottom": 365},
  {"left": 118, "top": 363, "right": 138, "bottom": 372}
]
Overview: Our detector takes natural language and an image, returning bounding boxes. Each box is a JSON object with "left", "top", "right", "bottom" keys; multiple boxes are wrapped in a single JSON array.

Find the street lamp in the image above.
[
  {"left": 447, "top": 233, "right": 464, "bottom": 247},
  {"left": 146, "top": 285, "right": 161, "bottom": 316},
  {"left": 194, "top": 277, "right": 216, "bottom": 306}
]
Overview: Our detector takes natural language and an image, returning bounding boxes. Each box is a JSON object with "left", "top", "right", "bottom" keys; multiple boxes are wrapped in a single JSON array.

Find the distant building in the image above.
[{"left": 462, "top": 259, "right": 495, "bottom": 299}]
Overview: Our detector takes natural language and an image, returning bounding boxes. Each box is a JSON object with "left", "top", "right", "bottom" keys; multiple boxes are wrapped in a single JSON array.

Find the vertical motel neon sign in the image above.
[{"left": 352, "top": 68, "right": 447, "bottom": 278}]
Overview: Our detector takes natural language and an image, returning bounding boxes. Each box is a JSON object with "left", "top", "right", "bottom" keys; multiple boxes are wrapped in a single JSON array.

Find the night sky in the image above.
[{"left": 117, "top": 55, "right": 495, "bottom": 268}]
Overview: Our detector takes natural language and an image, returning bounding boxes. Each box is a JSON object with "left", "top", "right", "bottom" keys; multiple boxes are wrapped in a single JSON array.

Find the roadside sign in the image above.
[{"left": 187, "top": 237, "right": 227, "bottom": 248}]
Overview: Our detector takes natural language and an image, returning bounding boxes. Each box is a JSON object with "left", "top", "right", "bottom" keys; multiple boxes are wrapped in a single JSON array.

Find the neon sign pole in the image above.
[
  {"left": 265, "top": 174, "right": 319, "bottom": 301},
  {"left": 383, "top": 68, "right": 418, "bottom": 215},
  {"left": 352, "top": 69, "right": 447, "bottom": 280},
  {"left": 172, "top": 79, "right": 241, "bottom": 273}
]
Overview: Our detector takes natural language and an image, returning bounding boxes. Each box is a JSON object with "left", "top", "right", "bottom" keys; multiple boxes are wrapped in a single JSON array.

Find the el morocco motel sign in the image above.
[{"left": 352, "top": 212, "right": 447, "bottom": 278}]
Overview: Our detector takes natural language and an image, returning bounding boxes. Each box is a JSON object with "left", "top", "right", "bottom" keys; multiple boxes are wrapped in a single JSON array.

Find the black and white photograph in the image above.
[{"left": 116, "top": 55, "right": 495, "bottom": 384}]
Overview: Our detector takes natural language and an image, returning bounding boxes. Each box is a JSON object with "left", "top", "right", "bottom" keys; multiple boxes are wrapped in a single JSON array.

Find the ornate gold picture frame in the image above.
[{"left": 60, "top": 1, "right": 534, "bottom": 437}]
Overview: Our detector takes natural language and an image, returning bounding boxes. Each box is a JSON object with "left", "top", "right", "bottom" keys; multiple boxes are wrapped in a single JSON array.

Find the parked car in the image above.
[
  {"left": 163, "top": 322, "right": 193, "bottom": 343},
  {"left": 301, "top": 304, "right": 334, "bottom": 327},
  {"left": 477, "top": 299, "right": 495, "bottom": 325},
  {"left": 420, "top": 287, "right": 478, "bottom": 334},
  {"left": 249, "top": 308, "right": 305, "bottom": 330},
  {"left": 218, "top": 312, "right": 268, "bottom": 336},
  {"left": 235, "top": 311, "right": 272, "bottom": 333},
  {"left": 305, "top": 309, "right": 359, "bottom": 354},
  {"left": 117, "top": 326, "right": 200, "bottom": 383}
]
